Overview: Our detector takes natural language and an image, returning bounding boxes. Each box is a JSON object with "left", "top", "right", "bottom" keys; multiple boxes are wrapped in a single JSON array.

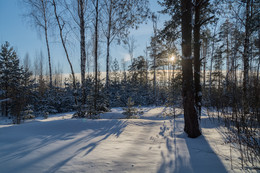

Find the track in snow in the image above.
[{"left": 0, "top": 107, "right": 245, "bottom": 173}]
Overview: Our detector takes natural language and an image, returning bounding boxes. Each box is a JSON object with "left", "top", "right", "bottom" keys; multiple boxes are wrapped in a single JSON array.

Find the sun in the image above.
[{"left": 170, "top": 55, "right": 175, "bottom": 61}]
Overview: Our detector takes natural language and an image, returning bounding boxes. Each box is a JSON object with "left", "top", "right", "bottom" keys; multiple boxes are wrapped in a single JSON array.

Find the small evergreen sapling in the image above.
[
  {"left": 44, "top": 112, "right": 49, "bottom": 119},
  {"left": 123, "top": 97, "right": 139, "bottom": 119},
  {"left": 22, "top": 105, "right": 35, "bottom": 120}
]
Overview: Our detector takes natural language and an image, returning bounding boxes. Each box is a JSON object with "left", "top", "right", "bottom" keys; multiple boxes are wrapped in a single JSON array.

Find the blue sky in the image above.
[{"left": 0, "top": 0, "right": 168, "bottom": 74}]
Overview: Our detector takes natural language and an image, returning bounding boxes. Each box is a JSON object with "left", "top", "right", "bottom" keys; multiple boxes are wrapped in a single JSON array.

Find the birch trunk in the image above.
[
  {"left": 53, "top": 0, "right": 77, "bottom": 105},
  {"left": 94, "top": 0, "right": 99, "bottom": 110},
  {"left": 78, "top": 0, "right": 87, "bottom": 105},
  {"left": 41, "top": 0, "right": 52, "bottom": 88}
]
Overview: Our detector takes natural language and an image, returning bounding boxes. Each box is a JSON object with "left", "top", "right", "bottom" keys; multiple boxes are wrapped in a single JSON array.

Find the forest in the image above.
[{"left": 0, "top": 0, "right": 259, "bottom": 172}]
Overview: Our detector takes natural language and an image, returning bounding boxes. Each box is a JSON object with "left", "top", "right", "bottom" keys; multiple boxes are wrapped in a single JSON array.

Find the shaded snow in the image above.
[{"left": 0, "top": 107, "right": 253, "bottom": 173}]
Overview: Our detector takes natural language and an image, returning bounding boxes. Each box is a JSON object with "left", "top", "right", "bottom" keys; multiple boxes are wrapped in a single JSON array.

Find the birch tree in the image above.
[
  {"left": 92, "top": 0, "right": 100, "bottom": 111},
  {"left": 52, "top": 0, "right": 78, "bottom": 105},
  {"left": 101, "top": 0, "right": 150, "bottom": 99},
  {"left": 23, "top": 0, "right": 53, "bottom": 88},
  {"left": 78, "top": 0, "right": 87, "bottom": 105}
]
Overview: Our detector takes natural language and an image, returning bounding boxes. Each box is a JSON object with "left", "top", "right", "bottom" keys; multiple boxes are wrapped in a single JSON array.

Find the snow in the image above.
[
  {"left": 0, "top": 116, "right": 13, "bottom": 126},
  {"left": 182, "top": 56, "right": 194, "bottom": 60},
  {"left": 0, "top": 98, "right": 11, "bottom": 103},
  {"left": 0, "top": 107, "right": 255, "bottom": 173}
]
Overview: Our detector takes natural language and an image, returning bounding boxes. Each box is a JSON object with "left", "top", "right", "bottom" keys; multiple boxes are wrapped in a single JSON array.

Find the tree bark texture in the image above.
[
  {"left": 203, "top": 37, "right": 207, "bottom": 89},
  {"left": 105, "top": 1, "right": 112, "bottom": 108},
  {"left": 181, "top": 0, "right": 201, "bottom": 138},
  {"left": 194, "top": 0, "right": 202, "bottom": 117},
  {"left": 106, "top": 1, "right": 112, "bottom": 88},
  {"left": 78, "top": 0, "right": 87, "bottom": 105},
  {"left": 41, "top": 0, "right": 52, "bottom": 88},
  {"left": 243, "top": 0, "right": 250, "bottom": 114},
  {"left": 94, "top": 0, "right": 99, "bottom": 111},
  {"left": 152, "top": 17, "right": 157, "bottom": 105}
]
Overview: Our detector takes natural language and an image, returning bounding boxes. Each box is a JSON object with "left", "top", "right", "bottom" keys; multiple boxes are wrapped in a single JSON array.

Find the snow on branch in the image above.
[
  {"left": 0, "top": 98, "right": 11, "bottom": 103},
  {"left": 181, "top": 56, "right": 193, "bottom": 60}
]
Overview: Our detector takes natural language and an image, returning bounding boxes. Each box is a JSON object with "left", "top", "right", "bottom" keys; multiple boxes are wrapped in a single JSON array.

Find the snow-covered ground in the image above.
[{"left": 0, "top": 107, "right": 255, "bottom": 173}]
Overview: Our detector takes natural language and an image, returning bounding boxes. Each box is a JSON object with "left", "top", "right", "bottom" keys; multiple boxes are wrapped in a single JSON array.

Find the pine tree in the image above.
[
  {"left": 0, "top": 42, "right": 18, "bottom": 116},
  {"left": 150, "top": 15, "right": 159, "bottom": 105},
  {"left": 0, "top": 42, "right": 23, "bottom": 123},
  {"left": 122, "top": 97, "right": 138, "bottom": 119},
  {"left": 181, "top": 0, "right": 201, "bottom": 138},
  {"left": 193, "top": 0, "right": 215, "bottom": 117},
  {"left": 20, "top": 65, "right": 34, "bottom": 109},
  {"left": 219, "top": 20, "right": 233, "bottom": 90},
  {"left": 159, "top": 0, "right": 201, "bottom": 137}
]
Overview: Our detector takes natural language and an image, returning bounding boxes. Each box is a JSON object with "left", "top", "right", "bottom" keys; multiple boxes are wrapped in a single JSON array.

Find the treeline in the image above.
[
  {"left": 1, "top": 0, "right": 185, "bottom": 120},
  {"left": 21, "top": 0, "right": 151, "bottom": 114},
  {"left": 0, "top": 41, "right": 183, "bottom": 122}
]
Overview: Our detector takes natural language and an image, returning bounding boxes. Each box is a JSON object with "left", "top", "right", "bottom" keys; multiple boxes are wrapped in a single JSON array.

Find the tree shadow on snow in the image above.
[
  {"left": 157, "top": 119, "right": 228, "bottom": 173},
  {"left": 0, "top": 119, "right": 127, "bottom": 173}
]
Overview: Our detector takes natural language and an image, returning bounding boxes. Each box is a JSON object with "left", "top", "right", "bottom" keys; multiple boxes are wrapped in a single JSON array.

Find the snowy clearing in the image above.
[{"left": 0, "top": 107, "right": 254, "bottom": 173}]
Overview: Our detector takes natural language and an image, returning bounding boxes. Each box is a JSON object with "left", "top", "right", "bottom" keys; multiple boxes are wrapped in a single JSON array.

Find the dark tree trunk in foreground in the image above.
[
  {"left": 181, "top": 0, "right": 201, "bottom": 138},
  {"left": 194, "top": 0, "right": 202, "bottom": 118}
]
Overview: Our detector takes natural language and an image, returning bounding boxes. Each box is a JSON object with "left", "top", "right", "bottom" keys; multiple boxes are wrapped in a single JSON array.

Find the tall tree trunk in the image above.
[
  {"left": 209, "top": 26, "right": 217, "bottom": 97},
  {"left": 181, "top": 0, "right": 201, "bottom": 138},
  {"left": 203, "top": 37, "right": 207, "bottom": 90},
  {"left": 194, "top": 0, "right": 202, "bottom": 117},
  {"left": 106, "top": 1, "right": 112, "bottom": 88},
  {"left": 41, "top": 0, "right": 52, "bottom": 88},
  {"left": 105, "top": 1, "right": 112, "bottom": 107},
  {"left": 257, "top": 28, "right": 260, "bottom": 84},
  {"left": 226, "top": 31, "right": 230, "bottom": 92},
  {"left": 94, "top": 0, "right": 99, "bottom": 111},
  {"left": 255, "top": 25, "right": 260, "bottom": 122},
  {"left": 87, "top": 44, "right": 90, "bottom": 75},
  {"left": 243, "top": 0, "right": 250, "bottom": 114},
  {"left": 106, "top": 28, "right": 111, "bottom": 86},
  {"left": 152, "top": 16, "right": 157, "bottom": 105},
  {"left": 78, "top": 0, "right": 87, "bottom": 105},
  {"left": 53, "top": 0, "right": 77, "bottom": 105},
  {"left": 145, "top": 45, "right": 149, "bottom": 86},
  {"left": 153, "top": 55, "right": 156, "bottom": 104}
]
